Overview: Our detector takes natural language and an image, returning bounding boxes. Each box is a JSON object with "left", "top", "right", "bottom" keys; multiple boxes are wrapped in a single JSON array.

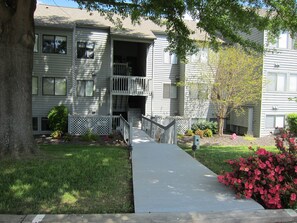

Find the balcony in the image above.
[{"left": 111, "top": 75, "right": 152, "bottom": 96}]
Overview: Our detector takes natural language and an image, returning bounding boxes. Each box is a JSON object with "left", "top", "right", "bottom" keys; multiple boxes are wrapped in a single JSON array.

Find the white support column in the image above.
[
  {"left": 247, "top": 107, "right": 254, "bottom": 135},
  {"left": 109, "top": 38, "right": 114, "bottom": 133}
]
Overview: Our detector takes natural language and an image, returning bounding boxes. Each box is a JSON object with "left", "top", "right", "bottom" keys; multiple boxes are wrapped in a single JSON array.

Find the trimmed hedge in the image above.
[{"left": 287, "top": 113, "right": 297, "bottom": 135}]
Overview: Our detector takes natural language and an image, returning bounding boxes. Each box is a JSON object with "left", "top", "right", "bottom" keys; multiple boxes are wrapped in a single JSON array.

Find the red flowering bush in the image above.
[{"left": 218, "top": 130, "right": 297, "bottom": 209}]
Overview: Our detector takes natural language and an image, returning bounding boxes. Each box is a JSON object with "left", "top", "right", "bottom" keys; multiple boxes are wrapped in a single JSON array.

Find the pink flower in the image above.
[
  {"left": 256, "top": 148, "right": 269, "bottom": 156},
  {"left": 290, "top": 193, "right": 296, "bottom": 201},
  {"left": 254, "top": 169, "right": 261, "bottom": 176}
]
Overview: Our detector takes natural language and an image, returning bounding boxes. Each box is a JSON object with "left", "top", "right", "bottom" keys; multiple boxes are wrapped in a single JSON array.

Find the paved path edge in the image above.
[{"left": 1, "top": 209, "right": 297, "bottom": 223}]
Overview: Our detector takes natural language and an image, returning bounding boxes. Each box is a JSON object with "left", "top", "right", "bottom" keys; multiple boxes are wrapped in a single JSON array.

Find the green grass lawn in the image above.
[
  {"left": 0, "top": 145, "right": 133, "bottom": 214},
  {"left": 180, "top": 144, "right": 277, "bottom": 175}
]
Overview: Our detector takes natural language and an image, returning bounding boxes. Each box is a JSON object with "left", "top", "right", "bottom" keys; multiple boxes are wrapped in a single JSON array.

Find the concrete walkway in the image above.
[{"left": 131, "top": 128, "right": 264, "bottom": 213}]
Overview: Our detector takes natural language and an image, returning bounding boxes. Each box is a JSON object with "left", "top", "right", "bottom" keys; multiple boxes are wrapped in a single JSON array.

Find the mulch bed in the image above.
[
  {"left": 178, "top": 133, "right": 276, "bottom": 147},
  {"left": 35, "top": 131, "right": 127, "bottom": 147},
  {"left": 35, "top": 131, "right": 276, "bottom": 148}
]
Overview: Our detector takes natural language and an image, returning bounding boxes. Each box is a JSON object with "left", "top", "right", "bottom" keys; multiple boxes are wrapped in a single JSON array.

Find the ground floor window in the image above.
[
  {"left": 77, "top": 80, "right": 94, "bottom": 96},
  {"left": 42, "top": 77, "right": 67, "bottom": 96},
  {"left": 265, "top": 115, "right": 285, "bottom": 128},
  {"left": 32, "top": 76, "right": 38, "bottom": 95},
  {"left": 32, "top": 117, "right": 38, "bottom": 131},
  {"left": 41, "top": 117, "right": 50, "bottom": 131}
]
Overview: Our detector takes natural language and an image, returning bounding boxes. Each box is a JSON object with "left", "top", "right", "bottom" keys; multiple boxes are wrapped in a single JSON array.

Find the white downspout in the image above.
[
  {"left": 151, "top": 42, "right": 155, "bottom": 117},
  {"left": 71, "top": 24, "right": 76, "bottom": 115},
  {"left": 109, "top": 37, "right": 114, "bottom": 133}
]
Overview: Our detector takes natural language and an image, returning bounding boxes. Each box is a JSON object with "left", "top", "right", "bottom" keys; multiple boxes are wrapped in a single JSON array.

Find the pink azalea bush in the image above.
[{"left": 218, "top": 129, "right": 297, "bottom": 209}]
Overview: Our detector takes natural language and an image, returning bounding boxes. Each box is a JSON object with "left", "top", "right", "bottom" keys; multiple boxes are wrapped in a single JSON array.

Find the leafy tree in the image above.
[
  {"left": 1, "top": 0, "right": 297, "bottom": 157},
  {"left": 207, "top": 46, "right": 263, "bottom": 135}
]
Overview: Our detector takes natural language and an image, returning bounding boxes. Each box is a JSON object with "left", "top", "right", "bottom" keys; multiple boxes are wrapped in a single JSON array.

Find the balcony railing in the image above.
[{"left": 111, "top": 75, "right": 151, "bottom": 96}]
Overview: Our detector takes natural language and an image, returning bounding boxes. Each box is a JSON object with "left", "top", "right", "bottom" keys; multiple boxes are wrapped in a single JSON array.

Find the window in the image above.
[
  {"left": 191, "top": 48, "right": 208, "bottom": 63},
  {"left": 32, "top": 117, "right": 38, "bottom": 131},
  {"left": 164, "top": 50, "right": 178, "bottom": 64},
  {"left": 42, "top": 35, "right": 67, "bottom": 54},
  {"left": 34, "top": 34, "right": 39, "bottom": 52},
  {"left": 32, "top": 76, "right": 38, "bottom": 95},
  {"left": 41, "top": 117, "right": 50, "bottom": 131},
  {"left": 163, "top": 83, "right": 177, "bottom": 99},
  {"left": 42, "top": 77, "right": 67, "bottom": 96},
  {"left": 268, "top": 32, "right": 288, "bottom": 49},
  {"left": 266, "top": 72, "right": 286, "bottom": 92},
  {"left": 265, "top": 115, "right": 285, "bottom": 129},
  {"left": 289, "top": 74, "right": 297, "bottom": 92},
  {"left": 189, "top": 83, "right": 209, "bottom": 100},
  {"left": 77, "top": 42, "right": 95, "bottom": 59},
  {"left": 77, "top": 80, "right": 94, "bottom": 96}
]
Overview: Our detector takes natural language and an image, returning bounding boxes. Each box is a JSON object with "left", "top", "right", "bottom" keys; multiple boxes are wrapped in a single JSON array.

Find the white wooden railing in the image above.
[
  {"left": 111, "top": 76, "right": 151, "bottom": 96},
  {"left": 141, "top": 115, "right": 177, "bottom": 144}
]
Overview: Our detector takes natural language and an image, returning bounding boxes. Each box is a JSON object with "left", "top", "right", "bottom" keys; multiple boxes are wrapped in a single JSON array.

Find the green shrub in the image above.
[
  {"left": 48, "top": 105, "right": 68, "bottom": 132},
  {"left": 192, "top": 120, "right": 218, "bottom": 134},
  {"left": 185, "top": 129, "right": 194, "bottom": 136},
  {"left": 50, "top": 130, "right": 63, "bottom": 139},
  {"left": 194, "top": 129, "right": 204, "bottom": 138},
  {"left": 287, "top": 113, "right": 297, "bottom": 135},
  {"left": 81, "top": 129, "right": 98, "bottom": 141},
  {"left": 203, "top": 129, "right": 213, "bottom": 137}
]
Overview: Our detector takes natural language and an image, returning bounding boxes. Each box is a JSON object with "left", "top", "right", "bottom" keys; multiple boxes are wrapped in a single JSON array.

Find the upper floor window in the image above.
[
  {"left": 289, "top": 74, "right": 297, "bottom": 92},
  {"left": 189, "top": 83, "right": 209, "bottom": 100},
  {"left": 266, "top": 72, "right": 286, "bottom": 92},
  {"left": 42, "top": 77, "right": 67, "bottom": 96},
  {"left": 77, "top": 42, "right": 95, "bottom": 59},
  {"left": 42, "top": 35, "right": 67, "bottom": 54},
  {"left": 268, "top": 32, "right": 288, "bottom": 49},
  {"left": 34, "top": 34, "right": 39, "bottom": 53},
  {"left": 163, "top": 83, "right": 177, "bottom": 99},
  {"left": 164, "top": 50, "right": 178, "bottom": 64},
  {"left": 190, "top": 48, "right": 208, "bottom": 63},
  {"left": 32, "top": 76, "right": 38, "bottom": 95},
  {"left": 77, "top": 80, "right": 94, "bottom": 96}
]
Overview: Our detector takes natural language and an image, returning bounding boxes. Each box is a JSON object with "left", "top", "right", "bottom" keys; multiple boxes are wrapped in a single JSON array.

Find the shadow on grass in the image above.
[
  {"left": 179, "top": 144, "right": 277, "bottom": 175},
  {"left": 0, "top": 145, "right": 133, "bottom": 214}
]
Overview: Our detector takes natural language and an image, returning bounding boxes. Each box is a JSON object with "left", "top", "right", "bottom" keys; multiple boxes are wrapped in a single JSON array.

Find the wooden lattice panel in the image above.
[{"left": 69, "top": 115, "right": 110, "bottom": 135}]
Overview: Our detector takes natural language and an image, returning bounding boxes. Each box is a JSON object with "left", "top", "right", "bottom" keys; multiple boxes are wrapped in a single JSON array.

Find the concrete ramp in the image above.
[{"left": 132, "top": 128, "right": 263, "bottom": 213}]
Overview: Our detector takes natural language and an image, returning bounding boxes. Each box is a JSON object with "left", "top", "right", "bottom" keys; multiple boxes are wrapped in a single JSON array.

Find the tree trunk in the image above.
[
  {"left": 0, "top": 0, "right": 38, "bottom": 158},
  {"left": 218, "top": 116, "right": 224, "bottom": 136}
]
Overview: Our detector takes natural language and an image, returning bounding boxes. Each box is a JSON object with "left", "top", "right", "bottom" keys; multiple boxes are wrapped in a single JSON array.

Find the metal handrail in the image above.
[
  {"left": 119, "top": 114, "right": 133, "bottom": 147},
  {"left": 141, "top": 115, "right": 177, "bottom": 144}
]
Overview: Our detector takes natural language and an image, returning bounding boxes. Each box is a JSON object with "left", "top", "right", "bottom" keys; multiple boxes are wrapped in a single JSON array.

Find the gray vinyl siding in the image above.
[
  {"left": 74, "top": 27, "right": 110, "bottom": 115},
  {"left": 182, "top": 54, "right": 216, "bottom": 119},
  {"left": 152, "top": 35, "right": 179, "bottom": 116},
  {"left": 32, "top": 27, "right": 73, "bottom": 133},
  {"left": 260, "top": 31, "right": 297, "bottom": 136}
]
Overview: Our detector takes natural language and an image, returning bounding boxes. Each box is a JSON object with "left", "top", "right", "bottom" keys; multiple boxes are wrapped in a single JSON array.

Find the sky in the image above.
[{"left": 38, "top": 0, "right": 79, "bottom": 8}]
